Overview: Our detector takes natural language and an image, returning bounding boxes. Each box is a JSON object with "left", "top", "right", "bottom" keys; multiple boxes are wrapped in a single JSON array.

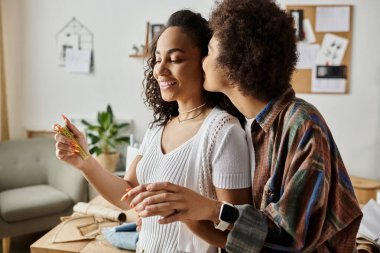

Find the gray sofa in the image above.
[{"left": 0, "top": 138, "right": 88, "bottom": 253}]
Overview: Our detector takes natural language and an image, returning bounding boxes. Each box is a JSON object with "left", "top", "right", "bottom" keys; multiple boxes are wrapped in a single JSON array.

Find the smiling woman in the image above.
[
  {"left": 129, "top": 10, "right": 252, "bottom": 253},
  {"left": 143, "top": 10, "right": 243, "bottom": 127},
  {"left": 53, "top": 9, "right": 252, "bottom": 253},
  {"left": 153, "top": 27, "right": 204, "bottom": 104}
]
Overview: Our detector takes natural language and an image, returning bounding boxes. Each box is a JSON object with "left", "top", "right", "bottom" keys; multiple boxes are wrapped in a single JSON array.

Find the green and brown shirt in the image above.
[{"left": 226, "top": 88, "right": 362, "bottom": 253}]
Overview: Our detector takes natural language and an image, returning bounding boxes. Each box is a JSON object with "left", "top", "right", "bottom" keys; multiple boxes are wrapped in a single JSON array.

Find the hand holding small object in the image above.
[
  {"left": 53, "top": 115, "right": 91, "bottom": 168},
  {"left": 53, "top": 124, "right": 89, "bottom": 160}
]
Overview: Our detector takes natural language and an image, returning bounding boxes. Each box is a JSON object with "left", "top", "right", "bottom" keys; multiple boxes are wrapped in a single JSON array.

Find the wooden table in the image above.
[{"left": 30, "top": 197, "right": 137, "bottom": 253}]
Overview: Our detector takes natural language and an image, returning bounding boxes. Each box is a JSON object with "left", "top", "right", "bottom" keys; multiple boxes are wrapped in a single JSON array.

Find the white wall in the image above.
[
  {"left": 2, "top": 0, "right": 214, "bottom": 139},
  {"left": 2, "top": 0, "right": 380, "bottom": 180}
]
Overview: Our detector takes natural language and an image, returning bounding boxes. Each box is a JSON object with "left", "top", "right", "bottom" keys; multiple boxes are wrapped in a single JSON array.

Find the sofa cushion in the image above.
[
  {"left": 0, "top": 184, "right": 73, "bottom": 222},
  {"left": 0, "top": 138, "right": 56, "bottom": 191}
]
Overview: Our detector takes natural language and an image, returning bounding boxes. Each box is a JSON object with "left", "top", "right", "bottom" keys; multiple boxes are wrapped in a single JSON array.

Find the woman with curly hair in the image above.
[
  {"left": 129, "top": 0, "right": 362, "bottom": 252},
  {"left": 53, "top": 9, "right": 251, "bottom": 253}
]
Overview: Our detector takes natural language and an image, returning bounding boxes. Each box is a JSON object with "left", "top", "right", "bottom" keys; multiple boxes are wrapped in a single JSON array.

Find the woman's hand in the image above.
[
  {"left": 53, "top": 115, "right": 90, "bottom": 170},
  {"left": 122, "top": 185, "right": 177, "bottom": 218},
  {"left": 128, "top": 182, "right": 222, "bottom": 224}
]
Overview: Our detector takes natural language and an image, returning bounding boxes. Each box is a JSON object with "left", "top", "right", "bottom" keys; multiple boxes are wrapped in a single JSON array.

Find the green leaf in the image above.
[
  {"left": 87, "top": 133, "right": 100, "bottom": 144},
  {"left": 115, "top": 136, "right": 130, "bottom": 143},
  {"left": 116, "top": 122, "right": 130, "bottom": 129},
  {"left": 87, "top": 125, "right": 101, "bottom": 132},
  {"left": 107, "top": 141, "right": 116, "bottom": 149},
  {"left": 107, "top": 104, "right": 114, "bottom": 122},
  {"left": 100, "top": 112, "right": 111, "bottom": 130},
  {"left": 109, "top": 126, "right": 118, "bottom": 137},
  {"left": 81, "top": 119, "right": 92, "bottom": 126},
  {"left": 89, "top": 146, "right": 101, "bottom": 155}
]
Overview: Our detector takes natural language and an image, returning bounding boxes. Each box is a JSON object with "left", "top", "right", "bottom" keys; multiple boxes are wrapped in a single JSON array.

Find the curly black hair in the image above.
[
  {"left": 143, "top": 9, "right": 244, "bottom": 126},
  {"left": 209, "top": 0, "right": 298, "bottom": 101}
]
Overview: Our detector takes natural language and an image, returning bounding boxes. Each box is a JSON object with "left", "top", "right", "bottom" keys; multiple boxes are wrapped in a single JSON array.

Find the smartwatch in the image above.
[{"left": 214, "top": 201, "right": 239, "bottom": 231}]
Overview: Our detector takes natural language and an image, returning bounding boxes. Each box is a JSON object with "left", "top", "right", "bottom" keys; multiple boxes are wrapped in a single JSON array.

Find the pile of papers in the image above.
[{"left": 357, "top": 199, "right": 380, "bottom": 252}]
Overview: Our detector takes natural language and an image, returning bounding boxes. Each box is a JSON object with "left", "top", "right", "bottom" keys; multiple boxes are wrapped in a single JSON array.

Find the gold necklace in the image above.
[
  {"left": 178, "top": 103, "right": 206, "bottom": 114},
  {"left": 177, "top": 110, "right": 204, "bottom": 123}
]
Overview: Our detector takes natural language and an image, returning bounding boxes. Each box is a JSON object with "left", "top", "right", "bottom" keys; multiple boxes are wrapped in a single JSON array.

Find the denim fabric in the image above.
[{"left": 102, "top": 222, "right": 139, "bottom": 250}]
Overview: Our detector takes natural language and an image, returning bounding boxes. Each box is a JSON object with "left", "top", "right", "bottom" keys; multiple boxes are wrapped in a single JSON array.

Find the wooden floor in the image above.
[{"left": 1, "top": 232, "right": 46, "bottom": 253}]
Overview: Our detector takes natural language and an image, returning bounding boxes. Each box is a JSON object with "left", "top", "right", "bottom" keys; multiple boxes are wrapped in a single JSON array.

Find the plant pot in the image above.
[{"left": 95, "top": 152, "right": 120, "bottom": 172}]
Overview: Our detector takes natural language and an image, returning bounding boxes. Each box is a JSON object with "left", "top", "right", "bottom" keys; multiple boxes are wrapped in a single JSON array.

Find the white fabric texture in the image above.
[
  {"left": 135, "top": 107, "right": 250, "bottom": 253},
  {"left": 245, "top": 118, "right": 256, "bottom": 181}
]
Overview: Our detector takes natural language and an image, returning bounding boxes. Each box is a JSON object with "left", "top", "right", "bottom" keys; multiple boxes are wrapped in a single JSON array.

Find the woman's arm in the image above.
[
  {"left": 53, "top": 115, "right": 140, "bottom": 210},
  {"left": 129, "top": 182, "right": 251, "bottom": 248},
  {"left": 129, "top": 182, "right": 221, "bottom": 223},
  {"left": 184, "top": 187, "right": 252, "bottom": 248},
  {"left": 183, "top": 117, "right": 252, "bottom": 247},
  {"left": 131, "top": 184, "right": 251, "bottom": 222},
  {"left": 79, "top": 155, "right": 141, "bottom": 209}
]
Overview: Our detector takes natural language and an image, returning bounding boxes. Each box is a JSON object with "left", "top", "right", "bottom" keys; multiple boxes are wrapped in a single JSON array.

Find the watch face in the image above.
[{"left": 221, "top": 204, "right": 237, "bottom": 223}]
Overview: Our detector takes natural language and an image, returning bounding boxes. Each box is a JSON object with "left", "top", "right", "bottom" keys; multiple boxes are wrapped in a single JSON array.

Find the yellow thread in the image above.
[{"left": 57, "top": 124, "right": 89, "bottom": 160}]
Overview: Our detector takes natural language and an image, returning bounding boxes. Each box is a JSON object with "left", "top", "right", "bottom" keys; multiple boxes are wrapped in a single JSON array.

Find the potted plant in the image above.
[{"left": 81, "top": 104, "right": 130, "bottom": 172}]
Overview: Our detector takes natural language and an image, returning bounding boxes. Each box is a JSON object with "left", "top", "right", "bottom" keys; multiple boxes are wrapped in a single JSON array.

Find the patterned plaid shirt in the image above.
[{"left": 226, "top": 88, "right": 362, "bottom": 253}]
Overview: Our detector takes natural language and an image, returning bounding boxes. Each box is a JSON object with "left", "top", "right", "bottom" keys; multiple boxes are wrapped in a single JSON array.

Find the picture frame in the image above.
[
  {"left": 289, "top": 9, "right": 304, "bottom": 41},
  {"left": 56, "top": 17, "right": 93, "bottom": 67},
  {"left": 150, "top": 24, "right": 164, "bottom": 41}
]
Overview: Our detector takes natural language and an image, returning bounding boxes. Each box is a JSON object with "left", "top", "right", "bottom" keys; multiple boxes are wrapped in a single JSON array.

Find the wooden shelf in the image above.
[
  {"left": 128, "top": 54, "right": 147, "bottom": 58},
  {"left": 129, "top": 22, "right": 150, "bottom": 59},
  {"left": 26, "top": 129, "right": 55, "bottom": 139}
]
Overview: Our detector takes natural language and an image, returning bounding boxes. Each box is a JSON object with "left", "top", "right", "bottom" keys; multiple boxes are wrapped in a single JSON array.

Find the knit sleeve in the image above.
[{"left": 211, "top": 119, "right": 251, "bottom": 189}]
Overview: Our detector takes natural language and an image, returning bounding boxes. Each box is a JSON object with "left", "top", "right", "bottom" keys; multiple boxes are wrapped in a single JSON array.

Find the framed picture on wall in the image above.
[
  {"left": 289, "top": 9, "right": 304, "bottom": 41},
  {"left": 151, "top": 24, "right": 164, "bottom": 41}
]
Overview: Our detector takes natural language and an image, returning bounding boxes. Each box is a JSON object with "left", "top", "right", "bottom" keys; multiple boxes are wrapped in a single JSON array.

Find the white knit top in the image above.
[{"left": 135, "top": 108, "right": 251, "bottom": 253}]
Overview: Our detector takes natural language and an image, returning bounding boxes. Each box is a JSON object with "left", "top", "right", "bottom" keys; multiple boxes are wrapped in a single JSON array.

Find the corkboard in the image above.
[{"left": 286, "top": 5, "right": 353, "bottom": 94}]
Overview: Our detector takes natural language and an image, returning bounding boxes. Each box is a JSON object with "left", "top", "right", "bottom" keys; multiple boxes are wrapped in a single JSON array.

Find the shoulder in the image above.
[
  {"left": 207, "top": 108, "right": 243, "bottom": 133},
  {"left": 204, "top": 108, "right": 245, "bottom": 145},
  {"left": 143, "top": 124, "right": 163, "bottom": 141},
  {"left": 282, "top": 98, "right": 329, "bottom": 132},
  {"left": 209, "top": 107, "right": 241, "bottom": 127},
  {"left": 279, "top": 98, "right": 334, "bottom": 149}
]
